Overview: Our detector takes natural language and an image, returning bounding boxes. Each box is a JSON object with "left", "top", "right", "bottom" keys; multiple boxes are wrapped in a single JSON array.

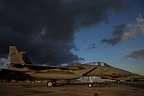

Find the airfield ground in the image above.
[{"left": 0, "top": 82, "right": 144, "bottom": 96}]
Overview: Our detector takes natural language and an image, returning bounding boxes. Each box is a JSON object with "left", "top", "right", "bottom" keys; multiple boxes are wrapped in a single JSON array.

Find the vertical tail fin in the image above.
[
  {"left": 20, "top": 51, "right": 32, "bottom": 64},
  {"left": 9, "top": 46, "right": 25, "bottom": 65}
]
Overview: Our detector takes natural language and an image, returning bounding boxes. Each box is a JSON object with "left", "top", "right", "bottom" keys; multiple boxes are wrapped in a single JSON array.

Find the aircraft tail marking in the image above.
[{"left": 9, "top": 46, "right": 25, "bottom": 65}]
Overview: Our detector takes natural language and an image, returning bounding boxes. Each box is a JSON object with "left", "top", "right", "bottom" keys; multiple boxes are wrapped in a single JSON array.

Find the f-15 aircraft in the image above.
[
  {"left": 5, "top": 46, "right": 96, "bottom": 87},
  {"left": 3, "top": 46, "right": 135, "bottom": 87}
]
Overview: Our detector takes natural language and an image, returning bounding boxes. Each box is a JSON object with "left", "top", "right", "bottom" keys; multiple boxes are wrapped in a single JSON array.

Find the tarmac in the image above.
[{"left": 0, "top": 82, "right": 144, "bottom": 96}]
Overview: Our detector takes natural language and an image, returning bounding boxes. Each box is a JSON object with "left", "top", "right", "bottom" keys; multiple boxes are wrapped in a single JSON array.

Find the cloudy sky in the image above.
[{"left": 0, "top": 0, "right": 144, "bottom": 75}]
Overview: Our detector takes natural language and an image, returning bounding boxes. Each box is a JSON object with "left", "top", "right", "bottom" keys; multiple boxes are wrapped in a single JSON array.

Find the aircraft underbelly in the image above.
[{"left": 29, "top": 73, "right": 80, "bottom": 80}]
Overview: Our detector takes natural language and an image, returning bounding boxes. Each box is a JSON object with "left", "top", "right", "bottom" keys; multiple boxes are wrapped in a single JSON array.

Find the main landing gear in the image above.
[
  {"left": 47, "top": 80, "right": 57, "bottom": 87},
  {"left": 88, "top": 76, "right": 95, "bottom": 88},
  {"left": 88, "top": 83, "right": 92, "bottom": 87}
]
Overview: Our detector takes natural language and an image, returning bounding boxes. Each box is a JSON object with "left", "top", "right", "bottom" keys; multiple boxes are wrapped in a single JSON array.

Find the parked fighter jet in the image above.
[
  {"left": 7, "top": 46, "right": 135, "bottom": 87},
  {"left": 6, "top": 46, "right": 96, "bottom": 87}
]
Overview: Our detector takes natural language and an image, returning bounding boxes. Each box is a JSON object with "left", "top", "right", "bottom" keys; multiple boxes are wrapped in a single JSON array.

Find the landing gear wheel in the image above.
[
  {"left": 88, "top": 83, "right": 92, "bottom": 88},
  {"left": 47, "top": 80, "right": 57, "bottom": 87},
  {"left": 47, "top": 81, "right": 53, "bottom": 87}
]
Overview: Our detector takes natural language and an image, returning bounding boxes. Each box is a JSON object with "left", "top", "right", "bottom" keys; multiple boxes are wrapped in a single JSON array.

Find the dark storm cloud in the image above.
[
  {"left": 0, "top": 0, "right": 127, "bottom": 65},
  {"left": 101, "top": 24, "right": 127, "bottom": 46},
  {"left": 126, "top": 49, "right": 144, "bottom": 59}
]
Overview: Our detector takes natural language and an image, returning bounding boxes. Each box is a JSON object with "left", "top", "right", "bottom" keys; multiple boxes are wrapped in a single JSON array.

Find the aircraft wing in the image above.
[{"left": 68, "top": 64, "right": 97, "bottom": 76}]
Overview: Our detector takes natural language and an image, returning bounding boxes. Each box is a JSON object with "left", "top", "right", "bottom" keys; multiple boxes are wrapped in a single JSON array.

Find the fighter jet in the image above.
[
  {"left": 6, "top": 46, "right": 96, "bottom": 87},
  {"left": 7, "top": 46, "right": 135, "bottom": 87}
]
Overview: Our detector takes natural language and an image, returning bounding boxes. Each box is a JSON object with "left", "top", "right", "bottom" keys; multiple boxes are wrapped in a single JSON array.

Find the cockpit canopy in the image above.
[{"left": 86, "top": 62, "right": 111, "bottom": 67}]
